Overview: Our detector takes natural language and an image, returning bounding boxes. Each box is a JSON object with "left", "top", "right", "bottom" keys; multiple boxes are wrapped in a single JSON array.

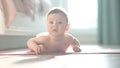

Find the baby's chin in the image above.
[{"left": 50, "top": 33, "right": 59, "bottom": 35}]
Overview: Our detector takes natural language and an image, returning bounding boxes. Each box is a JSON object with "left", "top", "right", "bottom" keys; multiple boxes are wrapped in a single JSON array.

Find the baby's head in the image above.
[
  {"left": 47, "top": 7, "right": 68, "bottom": 23},
  {"left": 46, "top": 7, "right": 70, "bottom": 36}
]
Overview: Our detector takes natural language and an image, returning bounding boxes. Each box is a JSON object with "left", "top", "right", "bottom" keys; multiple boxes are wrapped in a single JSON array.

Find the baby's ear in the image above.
[{"left": 66, "top": 24, "right": 70, "bottom": 31}]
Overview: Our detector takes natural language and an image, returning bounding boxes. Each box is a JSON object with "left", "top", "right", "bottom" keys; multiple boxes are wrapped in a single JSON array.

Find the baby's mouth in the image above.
[{"left": 53, "top": 29, "right": 57, "bottom": 32}]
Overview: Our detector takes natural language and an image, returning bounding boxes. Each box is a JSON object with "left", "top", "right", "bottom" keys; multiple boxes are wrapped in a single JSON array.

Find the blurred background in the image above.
[{"left": 0, "top": 0, "right": 120, "bottom": 50}]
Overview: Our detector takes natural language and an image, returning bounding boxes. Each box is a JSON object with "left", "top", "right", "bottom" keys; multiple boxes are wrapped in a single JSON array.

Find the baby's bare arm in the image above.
[{"left": 65, "top": 33, "right": 81, "bottom": 52}]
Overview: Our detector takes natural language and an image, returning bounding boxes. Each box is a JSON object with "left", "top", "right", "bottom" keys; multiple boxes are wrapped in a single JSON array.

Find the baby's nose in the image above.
[{"left": 53, "top": 22, "right": 58, "bottom": 26}]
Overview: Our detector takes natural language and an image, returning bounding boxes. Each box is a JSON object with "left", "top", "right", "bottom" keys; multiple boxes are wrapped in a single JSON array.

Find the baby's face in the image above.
[{"left": 47, "top": 13, "right": 68, "bottom": 36}]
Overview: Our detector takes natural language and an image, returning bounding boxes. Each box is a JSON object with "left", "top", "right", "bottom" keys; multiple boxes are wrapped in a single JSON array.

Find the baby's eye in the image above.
[
  {"left": 49, "top": 21, "right": 53, "bottom": 24},
  {"left": 58, "top": 22, "right": 62, "bottom": 24}
]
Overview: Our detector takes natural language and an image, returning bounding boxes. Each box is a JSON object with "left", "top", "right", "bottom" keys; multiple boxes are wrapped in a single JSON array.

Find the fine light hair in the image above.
[{"left": 46, "top": 7, "right": 68, "bottom": 23}]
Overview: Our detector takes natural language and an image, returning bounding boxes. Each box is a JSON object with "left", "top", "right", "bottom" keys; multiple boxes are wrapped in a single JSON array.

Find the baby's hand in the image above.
[
  {"left": 33, "top": 45, "right": 41, "bottom": 55},
  {"left": 73, "top": 46, "right": 81, "bottom": 52}
]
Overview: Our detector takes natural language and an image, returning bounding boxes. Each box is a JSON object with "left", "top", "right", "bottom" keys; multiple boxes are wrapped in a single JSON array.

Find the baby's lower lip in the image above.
[{"left": 53, "top": 29, "right": 57, "bottom": 32}]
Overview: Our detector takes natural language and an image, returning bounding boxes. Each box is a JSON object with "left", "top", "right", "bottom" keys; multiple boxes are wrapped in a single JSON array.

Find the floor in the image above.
[{"left": 0, "top": 45, "right": 120, "bottom": 68}]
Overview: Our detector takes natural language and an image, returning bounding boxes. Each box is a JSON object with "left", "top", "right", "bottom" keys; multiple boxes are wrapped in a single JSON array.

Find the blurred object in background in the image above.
[
  {"left": 1, "top": 0, "right": 16, "bottom": 28},
  {"left": 0, "top": 0, "right": 52, "bottom": 35},
  {"left": 0, "top": 0, "right": 5, "bottom": 34}
]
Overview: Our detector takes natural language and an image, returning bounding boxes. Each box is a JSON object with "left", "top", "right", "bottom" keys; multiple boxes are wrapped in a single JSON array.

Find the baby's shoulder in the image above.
[
  {"left": 36, "top": 32, "right": 49, "bottom": 37},
  {"left": 35, "top": 32, "right": 49, "bottom": 40}
]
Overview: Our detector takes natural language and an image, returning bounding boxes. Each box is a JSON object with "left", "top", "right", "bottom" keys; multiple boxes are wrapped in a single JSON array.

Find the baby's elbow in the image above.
[
  {"left": 27, "top": 38, "right": 34, "bottom": 47},
  {"left": 27, "top": 39, "right": 30, "bottom": 48}
]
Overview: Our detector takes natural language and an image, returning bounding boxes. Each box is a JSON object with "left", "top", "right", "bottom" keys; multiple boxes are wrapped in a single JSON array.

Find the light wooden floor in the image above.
[
  {"left": 0, "top": 45, "right": 120, "bottom": 68},
  {"left": 1, "top": 54, "right": 120, "bottom": 68}
]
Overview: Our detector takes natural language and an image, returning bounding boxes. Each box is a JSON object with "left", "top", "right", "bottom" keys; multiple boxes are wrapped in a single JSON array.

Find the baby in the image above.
[{"left": 27, "top": 7, "right": 81, "bottom": 54}]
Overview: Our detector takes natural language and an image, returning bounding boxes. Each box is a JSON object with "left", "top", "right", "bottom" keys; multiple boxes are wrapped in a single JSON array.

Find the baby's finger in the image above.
[
  {"left": 38, "top": 47, "right": 41, "bottom": 54},
  {"left": 35, "top": 48, "right": 38, "bottom": 55},
  {"left": 34, "top": 48, "right": 39, "bottom": 55},
  {"left": 34, "top": 46, "right": 39, "bottom": 55}
]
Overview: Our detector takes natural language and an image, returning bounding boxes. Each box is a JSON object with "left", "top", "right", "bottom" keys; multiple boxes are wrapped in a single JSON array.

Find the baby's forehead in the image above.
[
  {"left": 47, "top": 13, "right": 68, "bottom": 22},
  {"left": 48, "top": 13, "right": 66, "bottom": 17}
]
